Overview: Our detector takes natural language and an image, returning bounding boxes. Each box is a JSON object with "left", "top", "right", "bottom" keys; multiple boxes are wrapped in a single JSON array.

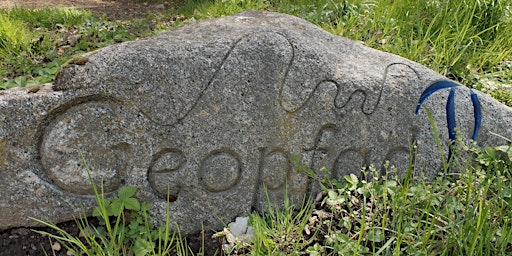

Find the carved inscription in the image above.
[
  {"left": 333, "top": 149, "right": 366, "bottom": 180},
  {"left": 200, "top": 150, "right": 241, "bottom": 193},
  {"left": 37, "top": 31, "right": 420, "bottom": 225},
  {"left": 148, "top": 149, "right": 185, "bottom": 200},
  {"left": 39, "top": 100, "right": 413, "bottom": 199},
  {"left": 260, "top": 149, "right": 290, "bottom": 190},
  {"left": 40, "top": 102, "right": 130, "bottom": 195}
]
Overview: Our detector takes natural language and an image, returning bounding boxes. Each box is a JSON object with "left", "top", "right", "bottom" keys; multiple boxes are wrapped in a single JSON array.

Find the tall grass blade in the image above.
[{"left": 424, "top": 107, "right": 448, "bottom": 172}]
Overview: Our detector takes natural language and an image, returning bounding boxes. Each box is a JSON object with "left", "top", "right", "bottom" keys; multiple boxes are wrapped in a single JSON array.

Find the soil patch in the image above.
[
  {"left": 0, "top": 217, "right": 223, "bottom": 255},
  {"left": 0, "top": 0, "right": 180, "bottom": 21}
]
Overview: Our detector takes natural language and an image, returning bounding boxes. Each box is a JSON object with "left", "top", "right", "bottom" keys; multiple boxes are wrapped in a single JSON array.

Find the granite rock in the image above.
[{"left": 1, "top": 11, "right": 511, "bottom": 234}]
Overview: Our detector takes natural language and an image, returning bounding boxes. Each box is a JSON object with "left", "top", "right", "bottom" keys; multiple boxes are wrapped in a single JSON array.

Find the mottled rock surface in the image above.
[{"left": 1, "top": 11, "right": 511, "bottom": 234}]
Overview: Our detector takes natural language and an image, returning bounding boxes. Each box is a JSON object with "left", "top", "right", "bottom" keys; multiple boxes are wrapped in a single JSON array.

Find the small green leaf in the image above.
[
  {"left": 496, "top": 145, "right": 512, "bottom": 162},
  {"left": 344, "top": 174, "right": 358, "bottom": 191},
  {"left": 140, "top": 201, "right": 151, "bottom": 212},
  {"left": 14, "top": 76, "right": 28, "bottom": 87},
  {"left": 341, "top": 216, "right": 352, "bottom": 231},
  {"left": 92, "top": 207, "right": 102, "bottom": 217},
  {"left": 124, "top": 197, "right": 141, "bottom": 211},
  {"left": 384, "top": 180, "right": 397, "bottom": 188},
  {"left": 384, "top": 180, "right": 397, "bottom": 195},
  {"left": 500, "top": 187, "right": 512, "bottom": 198},
  {"left": 332, "top": 179, "right": 345, "bottom": 189},
  {"left": 327, "top": 190, "right": 339, "bottom": 199},
  {"left": 133, "top": 239, "right": 155, "bottom": 256},
  {"left": 110, "top": 199, "right": 125, "bottom": 216},
  {"left": 368, "top": 228, "right": 384, "bottom": 242},
  {"left": 128, "top": 221, "right": 140, "bottom": 230},
  {"left": 118, "top": 186, "right": 137, "bottom": 199}
]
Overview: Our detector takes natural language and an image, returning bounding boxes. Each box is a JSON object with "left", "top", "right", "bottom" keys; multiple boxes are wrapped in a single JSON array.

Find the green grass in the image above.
[
  {"left": 0, "top": 7, "right": 166, "bottom": 89},
  {"left": 0, "top": 7, "right": 91, "bottom": 88},
  {"left": 247, "top": 188, "right": 315, "bottom": 255},
  {"left": 214, "top": 136, "right": 512, "bottom": 255},
  {"left": 31, "top": 155, "right": 190, "bottom": 256}
]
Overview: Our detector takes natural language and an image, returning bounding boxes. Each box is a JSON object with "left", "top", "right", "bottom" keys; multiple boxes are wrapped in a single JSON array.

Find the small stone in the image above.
[
  {"left": 152, "top": 4, "right": 165, "bottom": 10},
  {"left": 228, "top": 216, "right": 254, "bottom": 242},
  {"left": 52, "top": 241, "right": 61, "bottom": 251},
  {"left": 66, "top": 34, "right": 82, "bottom": 45},
  {"left": 315, "top": 191, "right": 326, "bottom": 203},
  {"left": 221, "top": 244, "right": 232, "bottom": 253},
  {"left": 228, "top": 216, "right": 249, "bottom": 238}
]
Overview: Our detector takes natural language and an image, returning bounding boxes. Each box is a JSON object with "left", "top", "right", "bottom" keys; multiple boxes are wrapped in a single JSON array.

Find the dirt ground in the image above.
[
  {"left": 0, "top": 0, "right": 180, "bottom": 20},
  {"left": 0, "top": 1, "right": 224, "bottom": 255},
  {"left": 0, "top": 216, "right": 222, "bottom": 255}
]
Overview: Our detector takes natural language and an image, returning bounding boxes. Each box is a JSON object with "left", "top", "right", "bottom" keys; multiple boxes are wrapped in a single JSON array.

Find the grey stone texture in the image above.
[{"left": 1, "top": 11, "right": 511, "bottom": 234}]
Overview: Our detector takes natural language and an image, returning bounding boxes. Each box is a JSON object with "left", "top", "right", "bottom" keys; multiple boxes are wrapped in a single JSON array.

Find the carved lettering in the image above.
[
  {"left": 200, "top": 150, "right": 241, "bottom": 193},
  {"left": 40, "top": 102, "right": 129, "bottom": 195},
  {"left": 148, "top": 149, "right": 185, "bottom": 200},
  {"left": 260, "top": 149, "right": 291, "bottom": 190}
]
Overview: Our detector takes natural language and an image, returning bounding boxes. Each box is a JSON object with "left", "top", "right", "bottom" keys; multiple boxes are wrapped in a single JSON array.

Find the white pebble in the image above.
[{"left": 52, "top": 241, "right": 61, "bottom": 251}]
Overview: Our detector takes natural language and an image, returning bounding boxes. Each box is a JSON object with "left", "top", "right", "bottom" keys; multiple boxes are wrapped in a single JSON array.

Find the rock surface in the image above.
[{"left": 1, "top": 11, "right": 511, "bottom": 234}]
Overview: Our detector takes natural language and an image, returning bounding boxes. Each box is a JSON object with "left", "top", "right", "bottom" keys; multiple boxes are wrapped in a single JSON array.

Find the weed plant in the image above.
[
  {"left": 31, "top": 156, "right": 187, "bottom": 256},
  {"left": 218, "top": 138, "right": 512, "bottom": 255},
  {"left": 33, "top": 136, "right": 512, "bottom": 255},
  {"left": 248, "top": 188, "right": 315, "bottom": 255},
  {"left": 216, "top": 101, "right": 512, "bottom": 255}
]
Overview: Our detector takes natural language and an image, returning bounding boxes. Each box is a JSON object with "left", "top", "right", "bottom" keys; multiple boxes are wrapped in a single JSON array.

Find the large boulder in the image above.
[{"left": 1, "top": 11, "right": 511, "bottom": 234}]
